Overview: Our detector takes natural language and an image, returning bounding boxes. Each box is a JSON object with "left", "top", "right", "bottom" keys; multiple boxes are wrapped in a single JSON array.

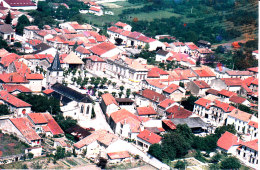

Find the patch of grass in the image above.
[{"left": 66, "top": 159, "right": 78, "bottom": 166}]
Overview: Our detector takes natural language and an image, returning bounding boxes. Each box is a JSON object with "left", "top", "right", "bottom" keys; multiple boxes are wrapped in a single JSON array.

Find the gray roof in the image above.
[
  {"left": 0, "top": 24, "right": 14, "bottom": 34},
  {"left": 48, "top": 52, "right": 62, "bottom": 71},
  {"left": 34, "top": 43, "right": 51, "bottom": 54},
  {"left": 170, "top": 117, "right": 208, "bottom": 129},
  {"left": 51, "top": 83, "right": 92, "bottom": 103},
  {"left": 156, "top": 49, "right": 169, "bottom": 56}
]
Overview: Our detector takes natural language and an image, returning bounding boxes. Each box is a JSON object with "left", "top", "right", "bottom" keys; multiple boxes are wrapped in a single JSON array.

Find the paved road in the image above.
[{"left": 78, "top": 102, "right": 113, "bottom": 133}]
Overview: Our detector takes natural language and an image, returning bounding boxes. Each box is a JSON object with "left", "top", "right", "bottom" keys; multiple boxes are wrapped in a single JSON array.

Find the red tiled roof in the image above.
[
  {"left": 137, "top": 129, "right": 162, "bottom": 144},
  {"left": 166, "top": 105, "right": 192, "bottom": 119},
  {"left": 1, "top": 53, "right": 20, "bottom": 67},
  {"left": 247, "top": 67, "right": 258, "bottom": 73},
  {"left": 147, "top": 67, "right": 169, "bottom": 78},
  {"left": 89, "top": 7, "right": 101, "bottom": 12},
  {"left": 251, "top": 78, "right": 258, "bottom": 86},
  {"left": 10, "top": 117, "right": 41, "bottom": 142},
  {"left": 127, "top": 31, "right": 142, "bottom": 39},
  {"left": 218, "top": 89, "right": 237, "bottom": 97},
  {"left": 26, "top": 39, "right": 42, "bottom": 46},
  {"left": 158, "top": 99, "right": 175, "bottom": 109},
  {"left": 108, "top": 151, "right": 130, "bottom": 160},
  {"left": 137, "top": 36, "right": 156, "bottom": 43},
  {"left": 226, "top": 70, "right": 252, "bottom": 76},
  {"left": 87, "top": 55, "right": 105, "bottom": 62},
  {"left": 26, "top": 73, "right": 43, "bottom": 80},
  {"left": 42, "top": 113, "right": 64, "bottom": 135},
  {"left": 0, "top": 90, "right": 31, "bottom": 107},
  {"left": 115, "top": 21, "right": 128, "bottom": 27},
  {"left": 107, "top": 26, "right": 118, "bottom": 32},
  {"left": 42, "top": 89, "right": 54, "bottom": 95},
  {"left": 2, "top": 84, "right": 31, "bottom": 93},
  {"left": 242, "top": 139, "right": 258, "bottom": 151},
  {"left": 75, "top": 46, "right": 90, "bottom": 54},
  {"left": 172, "top": 42, "right": 185, "bottom": 46},
  {"left": 146, "top": 79, "right": 167, "bottom": 89},
  {"left": 90, "top": 42, "right": 116, "bottom": 56},
  {"left": 13, "top": 61, "right": 31, "bottom": 74},
  {"left": 163, "top": 83, "right": 180, "bottom": 94},
  {"left": 229, "top": 95, "right": 246, "bottom": 104},
  {"left": 217, "top": 131, "right": 239, "bottom": 151},
  {"left": 194, "top": 98, "right": 211, "bottom": 109},
  {"left": 185, "top": 42, "right": 199, "bottom": 50},
  {"left": 0, "top": 72, "right": 29, "bottom": 83},
  {"left": 162, "top": 119, "right": 176, "bottom": 130},
  {"left": 206, "top": 89, "right": 219, "bottom": 95},
  {"left": 248, "top": 121, "right": 258, "bottom": 128},
  {"left": 228, "top": 109, "right": 252, "bottom": 122},
  {"left": 137, "top": 106, "right": 157, "bottom": 116},
  {"left": 193, "top": 80, "right": 210, "bottom": 89},
  {"left": 194, "top": 69, "right": 215, "bottom": 77},
  {"left": 213, "top": 100, "right": 235, "bottom": 112},
  {"left": 27, "top": 113, "right": 48, "bottom": 124},
  {"left": 110, "top": 109, "right": 139, "bottom": 123},
  {"left": 137, "top": 89, "right": 166, "bottom": 103},
  {"left": 101, "top": 93, "right": 119, "bottom": 106},
  {"left": 221, "top": 78, "right": 243, "bottom": 86}
]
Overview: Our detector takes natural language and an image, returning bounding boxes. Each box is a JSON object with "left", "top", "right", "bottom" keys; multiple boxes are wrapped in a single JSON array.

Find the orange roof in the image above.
[
  {"left": 213, "top": 100, "right": 235, "bottom": 112},
  {"left": 146, "top": 79, "right": 167, "bottom": 89},
  {"left": 217, "top": 131, "right": 240, "bottom": 151},
  {"left": 163, "top": 83, "right": 180, "bottom": 94},
  {"left": 247, "top": 67, "right": 258, "bottom": 73},
  {"left": 115, "top": 21, "right": 128, "bottom": 27},
  {"left": 75, "top": 46, "right": 90, "bottom": 54},
  {"left": 13, "top": 61, "right": 31, "bottom": 74},
  {"left": 10, "top": 117, "right": 41, "bottom": 142},
  {"left": 218, "top": 89, "right": 237, "bottom": 97},
  {"left": 166, "top": 105, "right": 192, "bottom": 119},
  {"left": 194, "top": 69, "right": 215, "bottom": 77},
  {"left": 90, "top": 42, "right": 116, "bottom": 56},
  {"left": 194, "top": 98, "right": 211, "bottom": 109},
  {"left": 43, "top": 89, "right": 54, "bottom": 94},
  {"left": 158, "top": 99, "right": 175, "bottom": 109},
  {"left": 228, "top": 109, "right": 252, "bottom": 122},
  {"left": 162, "top": 119, "right": 176, "bottom": 130},
  {"left": 1, "top": 53, "right": 20, "bottom": 67},
  {"left": 0, "top": 72, "right": 29, "bottom": 83},
  {"left": 241, "top": 139, "right": 258, "bottom": 151},
  {"left": 108, "top": 151, "right": 130, "bottom": 160},
  {"left": 0, "top": 90, "right": 31, "bottom": 107},
  {"left": 147, "top": 67, "right": 169, "bottom": 78},
  {"left": 26, "top": 73, "right": 43, "bottom": 80},
  {"left": 110, "top": 109, "right": 139, "bottom": 123},
  {"left": 41, "top": 112, "right": 64, "bottom": 135},
  {"left": 193, "top": 80, "right": 210, "bottom": 89},
  {"left": 229, "top": 95, "right": 246, "bottom": 104},
  {"left": 101, "top": 93, "right": 119, "bottom": 106},
  {"left": 248, "top": 121, "right": 258, "bottom": 128},
  {"left": 221, "top": 78, "right": 243, "bottom": 86},
  {"left": 89, "top": 7, "right": 101, "bottom": 12},
  {"left": 2, "top": 84, "right": 31, "bottom": 93},
  {"left": 74, "top": 130, "right": 118, "bottom": 149},
  {"left": 137, "top": 89, "right": 166, "bottom": 103},
  {"left": 137, "top": 129, "right": 162, "bottom": 144},
  {"left": 137, "top": 106, "right": 157, "bottom": 116},
  {"left": 27, "top": 113, "right": 48, "bottom": 124},
  {"left": 87, "top": 55, "right": 105, "bottom": 62}
]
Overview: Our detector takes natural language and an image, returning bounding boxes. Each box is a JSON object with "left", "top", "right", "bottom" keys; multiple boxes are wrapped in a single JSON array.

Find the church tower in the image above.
[{"left": 46, "top": 52, "right": 63, "bottom": 88}]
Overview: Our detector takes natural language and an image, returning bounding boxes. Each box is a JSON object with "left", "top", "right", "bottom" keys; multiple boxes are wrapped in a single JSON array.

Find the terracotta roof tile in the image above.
[
  {"left": 137, "top": 129, "right": 162, "bottom": 144},
  {"left": 10, "top": 117, "right": 41, "bottom": 142},
  {"left": 90, "top": 42, "right": 116, "bottom": 56},
  {"left": 137, "top": 89, "right": 166, "bottom": 103},
  {"left": 108, "top": 151, "right": 130, "bottom": 160},
  {"left": 0, "top": 90, "right": 31, "bottom": 107},
  {"left": 115, "top": 22, "right": 128, "bottom": 27},
  {"left": 42, "top": 89, "right": 54, "bottom": 94},
  {"left": 194, "top": 98, "right": 211, "bottom": 109},
  {"left": 163, "top": 83, "right": 180, "bottom": 94},
  {"left": 110, "top": 109, "right": 139, "bottom": 123},
  {"left": 2, "top": 84, "right": 31, "bottom": 93},
  {"left": 206, "top": 89, "right": 219, "bottom": 95},
  {"left": 247, "top": 67, "right": 258, "bottom": 73},
  {"left": 193, "top": 80, "right": 210, "bottom": 89},
  {"left": 218, "top": 89, "right": 237, "bottom": 97},
  {"left": 229, "top": 95, "right": 246, "bottom": 104},
  {"left": 158, "top": 99, "right": 175, "bottom": 109},
  {"left": 137, "top": 106, "right": 157, "bottom": 116},
  {"left": 87, "top": 55, "right": 105, "bottom": 62},
  {"left": 101, "top": 93, "right": 119, "bottom": 106},
  {"left": 162, "top": 119, "right": 176, "bottom": 130},
  {"left": 41, "top": 112, "right": 64, "bottom": 135},
  {"left": 221, "top": 78, "right": 243, "bottom": 86},
  {"left": 146, "top": 79, "right": 167, "bottom": 89},
  {"left": 27, "top": 113, "right": 48, "bottom": 124},
  {"left": 147, "top": 67, "right": 169, "bottom": 78},
  {"left": 248, "top": 121, "right": 258, "bottom": 128},
  {"left": 194, "top": 69, "right": 215, "bottom": 77},
  {"left": 26, "top": 73, "right": 43, "bottom": 80},
  {"left": 166, "top": 105, "right": 192, "bottom": 119},
  {"left": 241, "top": 139, "right": 258, "bottom": 151},
  {"left": 75, "top": 46, "right": 90, "bottom": 54},
  {"left": 228, "top": 109, "right": 252, "bottom": 122},
  {"left": 217, "top": 131, "right": 240, "bottom": 151}
]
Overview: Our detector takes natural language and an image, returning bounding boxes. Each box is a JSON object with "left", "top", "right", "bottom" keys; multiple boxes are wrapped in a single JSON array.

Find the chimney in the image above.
[
  {"left": 235, "top": 110, "right": 238, "bottom": 114},
  {"left": 178, "top": 104, "right": 180, "bottom": 110}
]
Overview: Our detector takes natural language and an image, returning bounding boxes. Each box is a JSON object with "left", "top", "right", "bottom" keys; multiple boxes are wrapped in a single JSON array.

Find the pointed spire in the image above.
[{"left": 48, "top": 52, "right": 62, "bottom": 71}]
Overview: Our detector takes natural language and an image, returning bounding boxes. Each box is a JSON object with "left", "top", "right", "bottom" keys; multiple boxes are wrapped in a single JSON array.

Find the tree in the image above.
[
  {"left": 112, "top": 82, "right": 116, "bottom": 88},
  {"left": 97, "top": 157, "right": 107, "bottom": 169},
  {"left": 196, "top": 57, "right": 201, "bottom": 66},
  {"left": 148, "top": 144, "right": 163, "bottom": 160},
  {"left": 238, "top": 104, "right": 253, "bottom": 114},
  {"left": 14, "top": 42, "right": 22, "bottom": 48},
  {"left": 107, "top": 80, "right": 112, "bottom": 86},
  {"left": 119, "top": 86, "right": 124, "bottom": 91},
  {"left": 118, "top": 92, "right": 123, "bottom": 98},
  {"left": 16, "top": 15, "right": 30, "bottom": 35},
  {"left": 214, "top": 124, "right": 236, "bottom": 138},
  {"left": 144, "top": 43, "right": 150, "bottom": 50},
  {"left": 5, "top": 11, "right": 12, "bottom": 24},
  {"left": 31, "top": 161, "right": 43, "bottom": 169},
  {"left": 111, "top": 92, "right": 116, "bottom": 97},
  {"left": 28, "top": 153, "right": 34, "bottom": 159},
  {"left": 181, "top": 94, "right": 198, "bottom": 111},
  {"left": 54, "top": 114, "right": 77, "bottom": 131},
  {"left": 73, "top": 41, "right": 78, "bottom": 51},
  {"left": 220, "top": 157, "right": 241, "bottom": 169},
  {"left": 174, "top": 160, "right": 187, "bottom": 170},
  {"left": 0, "top": 104, "right": 11, "bottom": 116},
  {"left": 54, "top": 147, "right": 66, "bottom": 160},
  {"left": 126, "top": 89, "right": 131, "bottom": 98}
]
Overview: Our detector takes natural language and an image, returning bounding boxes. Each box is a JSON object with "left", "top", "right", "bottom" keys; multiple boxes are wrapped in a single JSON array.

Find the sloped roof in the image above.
[
  {"left": 163, "top": 83, "right": 180, "bottom": 94},
  {"left": 137, "top": 89, "right": 166, "bottom": 103},
  {"left": 193, "top": 80, "right": 210, "bottom": 89},
  {"left": 170, "top": 117, "right": 207, "bottom": 129},
  {"left": 0, "top": 90, "right": 31, "bottom": 107},
  {"left": 101, "top": 93, "right": 119, "bottom": 106},
  {"left": 221, "top": 78, "right": 243, "bottom": 86},
  {"left": 63, "top": 52, "right": 84, "bottom": 64},
  {"left": 90, "top": 42, "right": 116, "bottom": 56},
  {"left": 0, "top": 24, "right": 14, "bottom": 33},
  {"left": 27, "top": 113, "right": 48, "bottom": 124},
  {"left": 137, "top": 129, "right": 162, "bottom": 144},
  {"left": 110, "top": 109, "right": 139, "bottom": 123},
  {"left": 5, "top": 0, "right": 36, "bottom": 7},
  {"left": 228, "top": 109, "right": 252, "bottom": 122},
  {"left": 10, "top": 117, "right": 41, "bottom": 142},
  {"left": 137, "top": 106, "right": 157, "bottom": 116},
  {"left": 47, "top": 52, "right": 62, "bottom": 71},
  {"left": 107, "top": 151, "right": 130, "bottom": 160},
  {"left": 158, "top": 99, "right": 175, "bottom": 109},
  {"left": 229, "top": 95, "right": 246, "bottom": 104},
  {"left": 166, "top": 105, "right": 192, "bottom": 119},
  {"left": 162, "top": 119, "right": 176, "bottom": 130},
  {"left": 217, "top": 131, "right": 239, "bottom": 151},
  {"left": 2, "top": 84, "right": 31, "bottom": 93}
]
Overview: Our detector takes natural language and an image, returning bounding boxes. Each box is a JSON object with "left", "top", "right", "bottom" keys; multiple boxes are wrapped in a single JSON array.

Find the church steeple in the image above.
[{"left": 48, "top": 52, "right": 62, "bottom": 71}]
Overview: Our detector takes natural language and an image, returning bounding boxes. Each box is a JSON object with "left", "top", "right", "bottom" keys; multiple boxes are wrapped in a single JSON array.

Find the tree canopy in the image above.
[{"left": 16, "top": 15, "right": 30, "bottom": 35}]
